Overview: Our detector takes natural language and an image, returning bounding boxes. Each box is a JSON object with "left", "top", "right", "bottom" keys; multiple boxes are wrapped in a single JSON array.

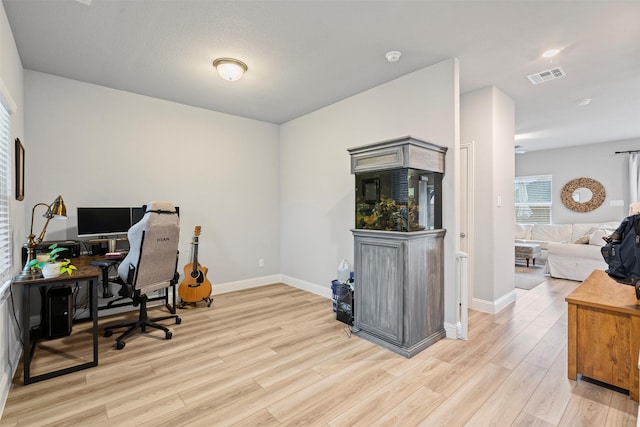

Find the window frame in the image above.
[{"left": 514, "top": 174, "right": 553, "bottom": 225}]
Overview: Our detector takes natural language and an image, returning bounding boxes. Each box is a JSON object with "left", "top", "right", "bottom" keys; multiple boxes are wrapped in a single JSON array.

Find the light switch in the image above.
[{"left": 497, "top": 196, "right": 503, "bottom": 207}]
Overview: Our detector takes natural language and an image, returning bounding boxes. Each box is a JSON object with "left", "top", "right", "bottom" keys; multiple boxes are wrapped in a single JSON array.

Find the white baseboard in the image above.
[
  {"left": 211, "top": 274, "right": 284, "bottom": 295},
  {"left": 279, "top": 275, "right": 332, "bottom": 299},
  {"left": 211, "top": 273, "right": 331, "bottom": 300},
  {"left": 470, "top": 290, "right": 517, "bottom": 314},
  {"left": 443, "top": 321, "right": 459, "bottom": 339}
]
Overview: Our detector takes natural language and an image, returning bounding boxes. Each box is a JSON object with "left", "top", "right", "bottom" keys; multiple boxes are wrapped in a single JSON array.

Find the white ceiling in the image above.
[{"left": 3, "top": 0, "right": 640, "bottom": 152}]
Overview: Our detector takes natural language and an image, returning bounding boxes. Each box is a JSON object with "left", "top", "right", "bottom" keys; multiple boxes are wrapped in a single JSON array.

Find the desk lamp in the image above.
[{"left": 16, "top": 195, "right": 67, "bottom": 280}]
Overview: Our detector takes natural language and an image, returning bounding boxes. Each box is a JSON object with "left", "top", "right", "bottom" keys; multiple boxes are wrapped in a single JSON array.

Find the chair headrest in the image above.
[{"left": 144, "top": 201, "right": 176, "bottom": 213}]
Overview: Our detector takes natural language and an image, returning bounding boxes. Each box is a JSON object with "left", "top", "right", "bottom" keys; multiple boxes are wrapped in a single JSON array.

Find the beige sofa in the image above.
[{"left": 515, "top": 221, "right": 619, "bottom": 281}]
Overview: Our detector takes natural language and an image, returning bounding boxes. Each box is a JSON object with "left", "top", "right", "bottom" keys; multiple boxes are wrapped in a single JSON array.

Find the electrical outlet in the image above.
[{"left": 258, "top": 258, "right": 264, "bottom": 267}]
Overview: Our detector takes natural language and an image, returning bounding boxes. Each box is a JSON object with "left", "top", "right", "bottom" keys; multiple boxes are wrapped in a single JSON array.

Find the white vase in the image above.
[{"left": 42, "top": 262, "right": 62, "bottom": 278}]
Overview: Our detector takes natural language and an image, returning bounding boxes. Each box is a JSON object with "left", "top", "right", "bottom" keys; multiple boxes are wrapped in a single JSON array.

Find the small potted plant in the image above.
[{"left": 27, "top": 243, "right": 77, "bottom": 278}]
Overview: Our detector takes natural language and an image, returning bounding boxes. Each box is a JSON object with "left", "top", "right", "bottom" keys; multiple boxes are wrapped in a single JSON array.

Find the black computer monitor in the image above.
[
  {"left": 78, "top": 205, "right": 181, "bottom": 236},
  {"left": 76, "top": 207, "right": 132, "bottom": 238}
]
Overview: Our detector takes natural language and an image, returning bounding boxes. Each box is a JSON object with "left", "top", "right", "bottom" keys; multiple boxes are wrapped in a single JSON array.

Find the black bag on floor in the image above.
[{"left": 601, "top": 214, "right": 640, "bottom": 294}]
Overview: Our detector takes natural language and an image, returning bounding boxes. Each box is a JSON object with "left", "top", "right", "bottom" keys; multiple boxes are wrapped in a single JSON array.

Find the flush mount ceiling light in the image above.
[
  {"left": 212, "top": 58, "right": 248, "bottom": 81},
  {"left": 576, "top": 98, "right": 592, "bottom": 106},
  {"left": 542, "top": 48, "right": 561, "bottom": 58},
  {"left": 514, "top": 145, "right": 527, "bottom": 154}
]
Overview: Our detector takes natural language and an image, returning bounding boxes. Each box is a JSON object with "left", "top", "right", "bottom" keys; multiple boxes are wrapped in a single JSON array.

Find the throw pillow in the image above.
[
  {"left": 572, "top": 235, "right": 590, "bottom": 244},
  {"left": 531, "top": 223, "right": 573, "bottom": 242},
  {"left": 589, "top": 226, "right": 615, "bottom": 246},
  {"left": 514, "top": 224, "right": 533, "bottom": 240}
]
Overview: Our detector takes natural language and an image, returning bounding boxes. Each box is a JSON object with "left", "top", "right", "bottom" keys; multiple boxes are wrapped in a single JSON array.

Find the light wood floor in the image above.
[{"left": 1, "top": 276, "right": 638, "bottom": 426}]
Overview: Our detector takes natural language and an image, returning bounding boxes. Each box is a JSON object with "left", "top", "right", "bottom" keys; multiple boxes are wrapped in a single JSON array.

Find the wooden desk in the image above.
[
  {"left": 566, "top": 270, "right": 640, "bottom": 400},
  {"left": 13, "top": 265, "right": 100, "bottom": 385}
]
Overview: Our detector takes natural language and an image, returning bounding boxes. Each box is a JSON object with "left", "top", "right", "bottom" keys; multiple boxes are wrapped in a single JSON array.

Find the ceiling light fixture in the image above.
[
  {"left": 576, "top": 98, "right": 592, "bottom": 106},
  {"left": 385, "top": 51, "right": 401, "bottom": 63},
  {"left": 212, "top": 58, "right": 248, "bottom": 81},
  {"left": 542, "top": 48, "right": 561, "bottom": 58},
  {"left": 514, "top": 145, "right": 527, "bottom": 154}
]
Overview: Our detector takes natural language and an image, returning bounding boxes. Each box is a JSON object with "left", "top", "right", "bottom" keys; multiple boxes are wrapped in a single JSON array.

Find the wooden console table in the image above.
[{"left": 566, "top": 270, "right": 640, "bottom": 401}]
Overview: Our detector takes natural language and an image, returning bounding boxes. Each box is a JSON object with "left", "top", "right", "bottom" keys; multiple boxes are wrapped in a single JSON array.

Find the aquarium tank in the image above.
[
  {"left": 348, "top": 136, "right": 447, "bottom": 232},
  {"left": 355, "top": 168, "right": 442, "bottom": 232}
]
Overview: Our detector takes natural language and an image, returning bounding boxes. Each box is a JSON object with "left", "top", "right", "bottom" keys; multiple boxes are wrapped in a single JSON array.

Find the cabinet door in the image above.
[{"left": 354, "top": 237, "right": 404, "bottom": 344}]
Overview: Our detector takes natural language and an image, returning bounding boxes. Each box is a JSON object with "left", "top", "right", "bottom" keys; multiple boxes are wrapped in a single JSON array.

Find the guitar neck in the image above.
[{"left": 191, "top": 237, "right": 199, "bottom": 273}]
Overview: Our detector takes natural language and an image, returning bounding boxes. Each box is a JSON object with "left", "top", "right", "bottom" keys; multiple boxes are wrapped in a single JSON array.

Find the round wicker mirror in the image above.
[{"left": 560, "top": 178, "right": 606, "bottom": 212}]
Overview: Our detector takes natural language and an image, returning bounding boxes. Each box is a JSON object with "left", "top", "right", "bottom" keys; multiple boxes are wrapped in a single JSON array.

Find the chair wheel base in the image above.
[{"left": 116, "top": 341, "right": 125, "bottom": 350}]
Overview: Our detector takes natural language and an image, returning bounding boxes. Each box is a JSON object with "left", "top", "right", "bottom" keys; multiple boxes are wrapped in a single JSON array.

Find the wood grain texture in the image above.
[
  {"left": 353, "top": 229, "right": 445, "bottom": 357},
  {"left": 566, "top": 270, "right": 640, "bottom": 400},
  {"left": 1, "top": 276, "right": 637, "bottom": 426}
]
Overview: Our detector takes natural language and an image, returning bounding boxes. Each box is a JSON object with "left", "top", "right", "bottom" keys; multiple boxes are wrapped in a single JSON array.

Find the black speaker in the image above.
[{"left": 45, "top": 287, "right": 73, "bottom": 339}]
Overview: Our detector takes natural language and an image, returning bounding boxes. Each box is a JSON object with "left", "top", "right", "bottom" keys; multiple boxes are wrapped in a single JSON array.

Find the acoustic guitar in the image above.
[{"left": 178, "top": 226, "right": 213, "bottom": 307}]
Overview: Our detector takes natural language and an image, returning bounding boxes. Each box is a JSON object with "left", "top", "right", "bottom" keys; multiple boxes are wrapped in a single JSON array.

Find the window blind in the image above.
[
  {"left": 0, "top": 98, "right": 11, "bottom": 284},
  {"left": 514, "top": 175, "right": 552, "bottom": 224}
]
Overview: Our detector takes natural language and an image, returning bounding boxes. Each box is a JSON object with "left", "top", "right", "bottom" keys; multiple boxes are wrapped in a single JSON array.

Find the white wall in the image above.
[
  {"left": 0, "top": 1, "right": 25, "bottom": 416},
  {"left": 0, "top": 0, "right": 26, "bottom": 278},
  {"left": 279, "top": 58, "right": 461, "bottom": 334},
  {"left": 24, "top": 71, "right": 281, "bottom": 287},
  {"left": 461, "top": 86, "right": 515, "bottom": 312},
  {"left": 515, "top": 138, "right": 639, "bottom": 224}
]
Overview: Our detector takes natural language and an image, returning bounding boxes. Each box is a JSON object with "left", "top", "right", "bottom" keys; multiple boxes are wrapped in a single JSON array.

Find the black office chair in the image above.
[{"left": 103, "top": 201, "right": 181, "bottom": 350}]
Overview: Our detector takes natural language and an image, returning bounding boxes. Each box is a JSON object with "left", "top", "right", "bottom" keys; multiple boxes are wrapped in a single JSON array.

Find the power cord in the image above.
[
  {"left": 8, "top": 279, "right": 24, "bottom": 347},
  {"left": 343, "top": 325, "right": 352, "bottom": 338},
  {"left": 72, "top": 283, "right": 90, "bottom": 320}
]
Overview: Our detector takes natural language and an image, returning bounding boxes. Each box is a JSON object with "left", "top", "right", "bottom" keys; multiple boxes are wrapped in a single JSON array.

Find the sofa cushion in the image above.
[
  {"left": 571, "top": 223, "right": 603, "bottom": 242},
  {"left": 589, "top": 225, "right": 617, "bottom": 246},
  {"left": 531, "top": 223, "right": 573, "bottom": 243},
  {"left": 546, "top": 242, "right": 608, "bottom": 281},
  {"left": 572, "top": 234, "right": 590, "bottom": 244},
  {"left": 514, "top": 224, "right": 533, "bottom": 240}
]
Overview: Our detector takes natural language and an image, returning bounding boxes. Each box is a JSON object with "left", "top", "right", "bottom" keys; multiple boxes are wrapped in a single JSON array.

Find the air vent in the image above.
[{"left": 527, "top": 66, "right": 566, "bottom": 85}]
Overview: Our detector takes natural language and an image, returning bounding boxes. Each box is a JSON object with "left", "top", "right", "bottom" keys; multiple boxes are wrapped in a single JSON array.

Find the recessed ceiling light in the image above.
[
  {"left": 385, "top": 51, "right": 401, "bottom": 63},
  {"left": 576, "top": 98, "right": 592, "bottom": 106},
  {"left": 542, "top": 48, "right": 561, "bottom": 58}
]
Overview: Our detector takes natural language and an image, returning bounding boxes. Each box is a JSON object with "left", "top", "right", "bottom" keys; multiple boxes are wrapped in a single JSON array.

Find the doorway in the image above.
[{"left": 460, "top": 141, "right": 474, "bottom": 308}]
